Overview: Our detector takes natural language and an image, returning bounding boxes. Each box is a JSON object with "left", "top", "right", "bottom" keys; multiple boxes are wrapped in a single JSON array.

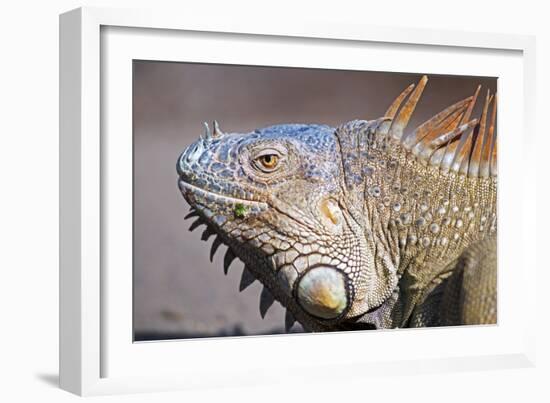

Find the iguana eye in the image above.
[{"left": 254, "top": 153, "right": 280, "bottom": 172}]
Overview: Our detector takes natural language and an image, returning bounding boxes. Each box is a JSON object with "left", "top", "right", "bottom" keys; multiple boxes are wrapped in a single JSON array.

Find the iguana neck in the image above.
[{"left": 353, "top": 131, "right": 497, "bottom": 327}]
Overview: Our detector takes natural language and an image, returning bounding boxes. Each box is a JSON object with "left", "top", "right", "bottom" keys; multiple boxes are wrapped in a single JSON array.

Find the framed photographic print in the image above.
[{"left": 59, "top": 7, "right": 536, "bottom": 396}]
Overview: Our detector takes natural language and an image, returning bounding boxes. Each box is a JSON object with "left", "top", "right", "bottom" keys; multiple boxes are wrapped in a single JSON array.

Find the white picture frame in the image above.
[{"left": 59, "top": 6, "right": 537, "bottom": 396}]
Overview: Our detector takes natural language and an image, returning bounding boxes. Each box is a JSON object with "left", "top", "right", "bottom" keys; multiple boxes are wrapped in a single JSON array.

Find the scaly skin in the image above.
[{"left": 176, "top": 78, "right": 497, "bottom": 331}]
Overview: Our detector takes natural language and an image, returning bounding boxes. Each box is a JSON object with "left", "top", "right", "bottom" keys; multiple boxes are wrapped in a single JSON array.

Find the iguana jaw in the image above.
[
  {"left": 178, "top": 173, "right": 356, "bottom": 330},
  {"left": 178, "top": 179, "right": 268, "bottom": 219}
]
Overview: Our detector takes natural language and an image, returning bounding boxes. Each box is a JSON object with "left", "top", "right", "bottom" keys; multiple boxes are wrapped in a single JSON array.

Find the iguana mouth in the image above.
[{"left": 178, "top": 179, "right": 268, "bottom": 212}]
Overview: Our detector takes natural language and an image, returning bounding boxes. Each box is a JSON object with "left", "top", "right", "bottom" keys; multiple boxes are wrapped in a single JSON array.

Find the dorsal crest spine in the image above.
[{"left": 378, "top": 75, "right": 497, "bottom": 178}]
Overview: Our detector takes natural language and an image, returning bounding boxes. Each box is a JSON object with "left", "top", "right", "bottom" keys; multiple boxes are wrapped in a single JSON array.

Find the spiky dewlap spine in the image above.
[{"left": 363, "top": 138, "right": 497, "bottom": 277}]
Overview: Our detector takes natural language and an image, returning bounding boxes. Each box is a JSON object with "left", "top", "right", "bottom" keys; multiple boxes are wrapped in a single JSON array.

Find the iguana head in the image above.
[
  {"left": 177, "top": 122, "right": 387, "bottom": 330},
  {"left": 177, "top": 76, "right": 497, "bottom": 331}
]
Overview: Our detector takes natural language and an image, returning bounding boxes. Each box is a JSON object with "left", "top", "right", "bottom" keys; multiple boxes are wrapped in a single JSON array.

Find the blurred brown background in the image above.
[{"left": 133, "top": 61, "right": 497, "bottom": 341}]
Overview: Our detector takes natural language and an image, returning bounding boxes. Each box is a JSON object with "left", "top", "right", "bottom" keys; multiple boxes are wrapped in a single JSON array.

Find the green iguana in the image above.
[{"left": 176, "top": 75, "right": 497, "bottom": 332}]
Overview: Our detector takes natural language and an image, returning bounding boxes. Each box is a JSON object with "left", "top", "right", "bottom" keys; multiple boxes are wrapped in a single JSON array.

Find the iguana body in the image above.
[{"left": 176, "top": 76, "right": 497, "bottom": 331}]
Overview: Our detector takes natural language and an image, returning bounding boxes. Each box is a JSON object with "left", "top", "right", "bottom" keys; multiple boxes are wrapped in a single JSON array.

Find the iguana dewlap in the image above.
[{"left": 176, "top": 76, "right": 497, "bottom": 331}]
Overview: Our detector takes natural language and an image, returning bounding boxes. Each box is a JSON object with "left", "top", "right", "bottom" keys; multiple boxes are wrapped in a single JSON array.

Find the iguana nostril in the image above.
[
  {"left": 296, "top": 266, "right": 348, "bottom": 319},
  {"left": 176, "top": 151, "right": 186, "bottom": 176},
  {"left": 178, "top": 141, "right": 204, "bottom": 179},
  {"left": 185, "top": 140, "right": 204, "bottom": 164}
]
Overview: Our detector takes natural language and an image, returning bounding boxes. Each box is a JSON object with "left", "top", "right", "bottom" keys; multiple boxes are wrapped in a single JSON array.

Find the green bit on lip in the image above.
[{"left": 234, "top": 203, "right": 247, "bottom": 218}]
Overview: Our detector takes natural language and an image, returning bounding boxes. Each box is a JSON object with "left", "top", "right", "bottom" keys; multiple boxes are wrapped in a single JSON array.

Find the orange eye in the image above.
[{"left": 257, "top": 154, "right": 279, "bottom": 170}]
